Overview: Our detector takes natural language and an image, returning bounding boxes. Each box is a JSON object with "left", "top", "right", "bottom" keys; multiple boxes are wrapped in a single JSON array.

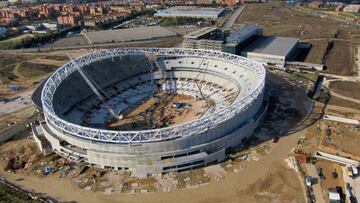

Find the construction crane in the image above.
[
  {"left": 135, "top": 52, "right": 158, "bottom": 95},
  {"left": 181, "top": 57, "right": 208, "bottom": 100},
  {"left": 66, "top": 53, "right": 118, "bottom": 119},
  {"left": 194, "top": 80, "right": 206, "bottom": 100}
]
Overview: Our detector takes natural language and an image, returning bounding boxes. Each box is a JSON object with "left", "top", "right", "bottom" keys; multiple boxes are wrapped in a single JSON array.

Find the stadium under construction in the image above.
[{"left": 33, "top": 48, "right": 268, "bottom": 177}]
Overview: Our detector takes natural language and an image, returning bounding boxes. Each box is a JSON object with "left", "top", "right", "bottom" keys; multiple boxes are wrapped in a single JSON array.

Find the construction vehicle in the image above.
[
  {"left": 346, "top": 165, "right": 354, "bottom": 177},
  {"left": 352, "top": 166, "right": 358, "bottom": 176}
]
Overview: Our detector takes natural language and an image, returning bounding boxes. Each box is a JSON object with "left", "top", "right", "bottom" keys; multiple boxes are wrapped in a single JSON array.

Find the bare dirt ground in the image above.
[
  {"left": 236, "top": 2, "right": 360, "bottom": 76},
  {"left": 324, "top": 41, "right": 354, "bottom": 75},
  {"left": 0, "top": 71, "right": 319, "bottom": 203},
  {"left": 237, "top": 164, "right": 305, "bottom": 203},
  {"left": 0, "top": 132, "right": 306, "bottom": 203},
  {"left": 319, "top": 121, "right": 360, "bottom": 158},
  {"left": 325, "top": 105, "right": 360, "bottom": 120},
  {"left": 329, "top": 81, "right": 360, "bottom": 100},
  {"left": 42, "top": 35, "right": 89, "bottom": 48},
  {"left": 315, "top": 160, "right": 344, "bottom": 203},
  {"left": 0, "top": 52, "right": 68, "bottom": 95},
  {"left": 108, "top": 93, "right": 207, "bottom": 130},
  {"left": 328, "top": 96, "right": 360, "bottom": 111}
]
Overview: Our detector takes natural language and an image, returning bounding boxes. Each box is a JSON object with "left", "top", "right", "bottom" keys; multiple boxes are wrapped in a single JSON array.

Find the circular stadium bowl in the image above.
[{"left": 40, "top": 48, "right": 267, "bottom": 177}]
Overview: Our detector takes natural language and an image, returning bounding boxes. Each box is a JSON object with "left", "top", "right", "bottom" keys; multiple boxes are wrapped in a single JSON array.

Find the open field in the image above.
[
  {"left": 305, "top": 40, "right": 330, "bottom": 65},
  {"left": 0, "top": 52, "right": 68, "bottom": 96},
  {"left": 329, "top": 81, "right": 360, "bottom": 100},
  {"left": 236, "top": 2, "right": 360, "bottom": 76},
  {"left": 0, "top": 34, "right": 34, "bottom": 44},
  {"left": 324, "top": 41, "right": 354, "bottom": 75},
  {"left": 17, "top": 62, "right": 58, "bottom": 79},
  {"left": 0, "top": 64, "right": 18, "bottom": 84},
  {"left": 328, "top": 96, "right": 360, "bottom": 110},
  {"left": 0, "top": 54, "right": 38, "bottom": 85},
  {"left": 0, "top": 54, "right": 36, "bottom": 67}
]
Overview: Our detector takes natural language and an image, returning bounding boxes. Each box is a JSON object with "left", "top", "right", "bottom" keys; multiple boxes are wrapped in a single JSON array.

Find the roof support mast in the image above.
[{"left": 66, "top": 53, "right": 118, "bottom": 118}]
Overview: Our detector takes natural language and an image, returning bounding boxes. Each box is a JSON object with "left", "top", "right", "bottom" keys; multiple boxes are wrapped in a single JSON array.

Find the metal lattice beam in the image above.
[{"left": 41, "top": 48, "right": 266, "bottom": 144}]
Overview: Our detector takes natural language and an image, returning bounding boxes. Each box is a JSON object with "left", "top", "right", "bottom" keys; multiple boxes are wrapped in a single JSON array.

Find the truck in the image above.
[
  {"left": 351, "top": 166, "right": 358, "bottom": 177},
  {"left": 346, "top": 165, "right": 354, "bottom": 177},
  {"left": 305, "top": 176, "right": 312, "bottom": 186}
]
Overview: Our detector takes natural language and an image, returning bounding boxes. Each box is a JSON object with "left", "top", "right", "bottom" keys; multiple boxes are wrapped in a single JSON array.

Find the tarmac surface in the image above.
[{"left": 342, "top": 166, "right": 360, "bottom": 202}]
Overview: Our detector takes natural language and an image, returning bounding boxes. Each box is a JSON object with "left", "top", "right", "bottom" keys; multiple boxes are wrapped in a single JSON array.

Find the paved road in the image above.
[
  {"left": 342, "top": 166, "right": 360, "bottom": 202},
  {"left": 305, "top": 164, "right": 326, "bottom": 203},
  {"left": 222, "top": 6, "right": 245, "bottom": 30}
]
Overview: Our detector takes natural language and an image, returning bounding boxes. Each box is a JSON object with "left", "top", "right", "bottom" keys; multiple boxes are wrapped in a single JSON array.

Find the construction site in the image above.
[
  {"left": 0, "top": 53, "right": 358, "bottom": 202},
  {"left": 0, "top": 67, "right": 315, "bottom": 202},
  {"left": 103, "top": 93, "right": 208, "bottom": 131},
  {"left": 0, "top": 2, "right": 360, "bottom": 203},
  {"left": 236, "top": 2, "right": 360, "bottom": 76}
]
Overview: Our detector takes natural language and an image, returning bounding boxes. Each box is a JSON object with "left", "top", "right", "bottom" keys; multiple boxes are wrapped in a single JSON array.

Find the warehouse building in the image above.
[
  {"left": 223, "top": 25, "right": 262, "bottom": 55},
  {"left": 241, "top": 36, "right": 298, "bottom": 67},
  {"left": 183, "top": 27, "right": 224, "bottom": 51},
  {"left": 155, "top": 6, "right": 226, "bottom": 18}
]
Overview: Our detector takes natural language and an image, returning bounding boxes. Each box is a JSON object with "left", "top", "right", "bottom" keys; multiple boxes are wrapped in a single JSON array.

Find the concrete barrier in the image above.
[
  {"left": 323, "top": 114, "right": 359, "bottom": 125},
  {"left": 314, "top": 151, "right": 360, "bottom": 167}
]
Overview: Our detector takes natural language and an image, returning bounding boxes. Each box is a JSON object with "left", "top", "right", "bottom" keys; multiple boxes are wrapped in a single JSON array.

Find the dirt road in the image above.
[{"left": 0, "top": 129, "right": 304, "bottom": 203}]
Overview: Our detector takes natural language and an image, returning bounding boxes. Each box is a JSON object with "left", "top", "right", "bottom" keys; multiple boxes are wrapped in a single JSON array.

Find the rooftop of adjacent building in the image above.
[
  {"left": 183, "top": 27, "right": 219, "bottom": 39},
  {"left": 242, "top": 36, "right": 298, "bottom": 57},
  {"left": 226, "top": 25, "right": 261, "bottom": 44},
  {"left": 156, "top": 6, "right": 224, "bottom": 13}
]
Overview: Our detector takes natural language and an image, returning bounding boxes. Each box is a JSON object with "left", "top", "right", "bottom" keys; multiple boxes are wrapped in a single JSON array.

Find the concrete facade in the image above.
[
  {"left": 38, "top": 48, "right": 266, "bottom": 177},
  {"left": 183, "top": 27, "right": 224, "bottom": 51},
  {"left": 241, "top": 36, "right": 298, "bottom": 67}
]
